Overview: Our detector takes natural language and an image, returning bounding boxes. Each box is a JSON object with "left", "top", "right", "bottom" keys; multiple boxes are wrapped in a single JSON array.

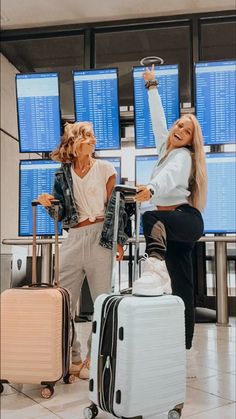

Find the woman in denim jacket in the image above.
[{"left": 38, "top": 121, "right": 125, "bottom": 380}]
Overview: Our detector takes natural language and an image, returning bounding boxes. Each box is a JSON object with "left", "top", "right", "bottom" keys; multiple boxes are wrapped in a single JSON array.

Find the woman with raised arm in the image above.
[
  {"left": 134, "top": 65, "right": 207, "bottom": 350},
  {"left": 38, "top": 121, "right": 124, "bottom": 380}
]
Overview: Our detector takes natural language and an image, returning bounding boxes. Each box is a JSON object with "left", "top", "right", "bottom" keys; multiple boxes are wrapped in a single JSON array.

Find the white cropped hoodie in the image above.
[{"left": 147, "top": 88, "right": 192, "bottom": 207}]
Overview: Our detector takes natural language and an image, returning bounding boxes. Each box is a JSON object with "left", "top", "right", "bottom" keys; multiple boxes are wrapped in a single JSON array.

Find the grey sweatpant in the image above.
[{"left": 60, "top": 222, "right": 112, "bottom": 363}]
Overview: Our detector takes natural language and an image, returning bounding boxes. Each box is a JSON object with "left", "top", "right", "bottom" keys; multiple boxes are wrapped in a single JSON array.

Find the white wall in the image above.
[
  {"left": 0, "top": 54, "right": 38, "bottom": 254},
  {"left": 1, "top": 54, "right": 20, "bottom": 253}
]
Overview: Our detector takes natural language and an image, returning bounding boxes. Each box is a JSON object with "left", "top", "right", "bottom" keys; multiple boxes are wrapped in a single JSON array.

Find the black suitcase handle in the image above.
[
  {"left": 114, "top": 185, "right": 137, "bottom": 195},
  {"left": 28, "top": 283, "right": 54, "bottom": 288},
  {"left": 32, "top": 199, "right": 60, "bottom": 206}
]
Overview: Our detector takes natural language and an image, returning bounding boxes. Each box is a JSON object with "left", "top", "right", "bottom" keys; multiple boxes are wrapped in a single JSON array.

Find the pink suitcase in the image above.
[{"left": 0, "top": 200, "right": 74, "bottom": 398}]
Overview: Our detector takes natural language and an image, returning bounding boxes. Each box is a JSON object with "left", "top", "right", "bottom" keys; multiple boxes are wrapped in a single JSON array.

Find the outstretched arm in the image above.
[{"left": 143, "top": 65, "right": 169, "bottom": 154}]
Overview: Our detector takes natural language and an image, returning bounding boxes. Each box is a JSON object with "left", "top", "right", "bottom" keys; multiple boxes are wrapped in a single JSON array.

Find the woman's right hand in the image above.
[
  {"left": 143, "top": 64, "right": 155, "bottom": 81},
  {"left": 37, "top": 193, "right": 55, "bottom": 207},
  {"left": 116, "top": 244, "right": 124, "bottom": 262},
  {"left": 135, "top": 185, "right": 152, "bottom": 202}
]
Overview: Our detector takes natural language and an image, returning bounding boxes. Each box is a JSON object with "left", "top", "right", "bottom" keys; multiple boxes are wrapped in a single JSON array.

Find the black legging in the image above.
[{"left": 142, "top": 204, "right": 204, "bottom": 349}]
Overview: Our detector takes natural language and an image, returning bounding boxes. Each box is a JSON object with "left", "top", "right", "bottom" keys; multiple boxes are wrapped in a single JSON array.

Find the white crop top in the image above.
[
  {"left": 71, "top": 159, "right": 116, "bottom": 223},
  {"left": 147, "top": 88, "right": 192, "bottom": 207}
]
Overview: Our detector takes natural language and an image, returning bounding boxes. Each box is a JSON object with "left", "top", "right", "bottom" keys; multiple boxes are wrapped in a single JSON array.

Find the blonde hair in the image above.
[
  {"left": 51, "top": 121, "right": 93, "bottom": 163},
  {"left": 167, "top": 114, "right": 208, "bottom": 212}
]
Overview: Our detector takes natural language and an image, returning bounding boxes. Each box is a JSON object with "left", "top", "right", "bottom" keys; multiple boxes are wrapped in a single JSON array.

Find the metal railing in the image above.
[{"left": 2, "top": 235, "right": 236, "bottom": 326}]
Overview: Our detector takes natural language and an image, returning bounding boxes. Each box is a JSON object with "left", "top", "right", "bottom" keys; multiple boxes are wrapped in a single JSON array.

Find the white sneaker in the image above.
[
  {"left": 143, "top": 255, "right": 172, "bottom": 293},
  {"left": 132, "top": 254, "right": 171, "bottom": 296}
]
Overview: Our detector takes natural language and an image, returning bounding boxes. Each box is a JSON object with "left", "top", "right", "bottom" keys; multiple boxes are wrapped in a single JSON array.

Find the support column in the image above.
[{"left": 215, "top": 241, "right": 229, "bottom": 326}]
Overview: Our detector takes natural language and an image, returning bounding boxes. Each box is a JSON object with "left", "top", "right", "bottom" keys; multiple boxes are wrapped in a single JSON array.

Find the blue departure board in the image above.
[
  {"left": 195, "top": 60, "right": 236, "bottom": 145},
  {"left": 97, "top": 157, "right": 121, "bottom": 184},
  {"left": 133, "top": 65, "right": 179, "bottom": 149},
  {"left": 135, "top": 155, "right": 158, "bottom": 185},
  {"left": 16, "top": 73, "right": 61, "bottom": 152},
  {"left": 19, "top": 160, "right": 62, "bottom": 236},
  {"left": 203, "top": 153, "right": 236, "bottom": 233},
  {"left": 73, "top": 68, "right": 120, "bottom": 150}
]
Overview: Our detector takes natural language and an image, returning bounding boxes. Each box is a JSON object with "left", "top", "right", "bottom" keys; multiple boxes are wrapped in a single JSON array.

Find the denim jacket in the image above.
[
  {"left": 47, "top": 163, "right": 79, "bottom": 228},
  {"left": 99, "top": 189, "right": 128, "bottom": 249},
  {"left": 48, "top": 163, "right": 128, "bottom": 248}
]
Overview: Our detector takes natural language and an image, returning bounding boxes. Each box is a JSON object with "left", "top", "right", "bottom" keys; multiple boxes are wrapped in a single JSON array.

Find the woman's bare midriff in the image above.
[
  {"left": 72, "top": 218, "right": 104, "bottom": 228},
  {"left": 156, "top": 204, "right": 185, "bottom": 211}
]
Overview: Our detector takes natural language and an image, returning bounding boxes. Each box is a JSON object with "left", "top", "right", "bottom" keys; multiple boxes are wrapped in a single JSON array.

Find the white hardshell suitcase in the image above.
[
  {"left": 84, "top": 186, "right": 186, "bottom": 419},
  {"left": 89, "top": 293, "right": 185, "bottom": 418}
]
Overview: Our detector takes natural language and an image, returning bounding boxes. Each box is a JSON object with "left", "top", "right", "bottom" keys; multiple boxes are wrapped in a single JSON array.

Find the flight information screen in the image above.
[
  {"left": 73, "top": 68, "right": 120, "bottom": 150},
  {"left": 203, "top": 153, "right": 236, "bottom": 233},
  {"left": 133, "top": 65, "right": 179, "bottom": 149},
  {"left": 97, "top": 157, "right": 121, "bottom": 184},
  {"left": 195, "top": 60, "right": 236, "bottom": 145},
  {"left": 19, "top": 160, "right": 62, "bottom": 236},
  {"left": 135, "top": 155, "right": 158, "bottom": 185},
  {"left": 16, "top": 73, "right": 61, "bottom": 152}
]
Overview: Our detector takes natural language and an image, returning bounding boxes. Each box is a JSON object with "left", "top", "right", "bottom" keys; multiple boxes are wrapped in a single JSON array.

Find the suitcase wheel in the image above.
[
  {"left": 0, "top": 383, "right": 4, "bottom": 394},
  {"left": 63, "top": 373, "right": 76, "bottom": 384},
  {"left": 168, "top": 409, "right": 182, "bottom": 419},
  {"left": 41, "top": 385, "right": 54, "bottom": 399},
  {"left": 83, "top": 403, "right": 98, "bottom": 419}
]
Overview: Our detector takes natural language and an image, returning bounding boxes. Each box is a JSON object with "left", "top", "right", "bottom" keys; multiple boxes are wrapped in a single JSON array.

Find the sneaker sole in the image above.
[{"left": 132, "top": 289, "right": 164, "bottom": 296}]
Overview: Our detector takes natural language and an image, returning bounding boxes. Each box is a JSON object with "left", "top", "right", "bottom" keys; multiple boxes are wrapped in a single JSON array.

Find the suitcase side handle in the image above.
[
  {"left": 28, "top": 283, "right": 54, "bottom": 288},
  {"left": 31, "top": 200, "right": 60, "bottom": 286}
]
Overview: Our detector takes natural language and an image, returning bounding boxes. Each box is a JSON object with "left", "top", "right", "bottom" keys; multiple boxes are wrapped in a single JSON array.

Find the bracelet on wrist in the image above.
[
  {"left": 147, "top": 185, "right": 155, "bottom": 197},
  {"left": 145, "top": 79, "right": 159, "bottom": 89}
]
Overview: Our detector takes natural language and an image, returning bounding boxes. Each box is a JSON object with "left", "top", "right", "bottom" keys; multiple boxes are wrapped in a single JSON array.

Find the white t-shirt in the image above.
[{"left": 71, "top": 159, "right": 116, "bottom": 223}]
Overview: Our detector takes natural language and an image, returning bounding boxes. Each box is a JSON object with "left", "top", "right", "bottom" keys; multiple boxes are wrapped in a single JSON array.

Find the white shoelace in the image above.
[{"left": 140, "top": 253, "right": 164, "bottom": 274}]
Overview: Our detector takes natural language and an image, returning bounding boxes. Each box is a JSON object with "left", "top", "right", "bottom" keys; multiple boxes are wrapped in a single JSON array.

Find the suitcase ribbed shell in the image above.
[{"left": 1, "top": 288, "right": 63, "bottom": 384}]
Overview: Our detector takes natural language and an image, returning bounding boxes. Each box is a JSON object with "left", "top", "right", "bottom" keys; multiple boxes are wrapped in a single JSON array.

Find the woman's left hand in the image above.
[
  {"left": 116, "top": 244, "right": 124, "bottom": 261},
  {"left": 135, "top": 185, "right": 152, "bottom": 202},
  {"left": 143, "top": 64, "right": 155, "bottom": 81}
]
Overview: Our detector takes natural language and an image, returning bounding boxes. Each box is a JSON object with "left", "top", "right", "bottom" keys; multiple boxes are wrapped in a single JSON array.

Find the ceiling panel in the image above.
[{"left": 1, "top": 0, "right": 235, "bottom": 30}]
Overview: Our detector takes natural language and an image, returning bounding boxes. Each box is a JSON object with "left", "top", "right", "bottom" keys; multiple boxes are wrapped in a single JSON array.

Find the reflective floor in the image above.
[{"left": 1, "top": 318, "right": 235, "bottom": 419}]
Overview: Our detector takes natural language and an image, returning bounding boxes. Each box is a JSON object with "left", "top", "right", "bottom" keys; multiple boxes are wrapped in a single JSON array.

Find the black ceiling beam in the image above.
[{"left": 1, "top": 10, "right": 235, "bottom": 41}]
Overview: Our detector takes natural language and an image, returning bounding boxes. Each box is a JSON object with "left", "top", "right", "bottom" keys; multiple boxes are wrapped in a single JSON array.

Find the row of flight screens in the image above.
[
  {"left": 16, "top": 60, "right": 236, "bottom": 152},
  {"left": 20, "top": 152, "right": 236, "bottom": 236}
]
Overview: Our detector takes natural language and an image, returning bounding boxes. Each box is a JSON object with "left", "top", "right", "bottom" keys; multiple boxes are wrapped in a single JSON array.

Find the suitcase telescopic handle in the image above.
[
  {"left": 31, "top": 199, "right": 60, "bottom": 286},
  {"left": 114, "top": 185, "right": 137, "bottom": 195},
  {"left": 111, "top": 189, "right": 140, "bottom": 293},
  {"left": 114, "top": 185, "right": 138, "bottom": 204}
]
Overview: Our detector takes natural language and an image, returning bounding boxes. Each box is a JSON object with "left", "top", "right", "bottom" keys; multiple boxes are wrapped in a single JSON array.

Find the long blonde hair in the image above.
[
  {"left": 167, "top": 114, "right": 207, "bottom": 212},
  {"left": 51, "top": 121, "right": 93, "bottom": 163}
]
